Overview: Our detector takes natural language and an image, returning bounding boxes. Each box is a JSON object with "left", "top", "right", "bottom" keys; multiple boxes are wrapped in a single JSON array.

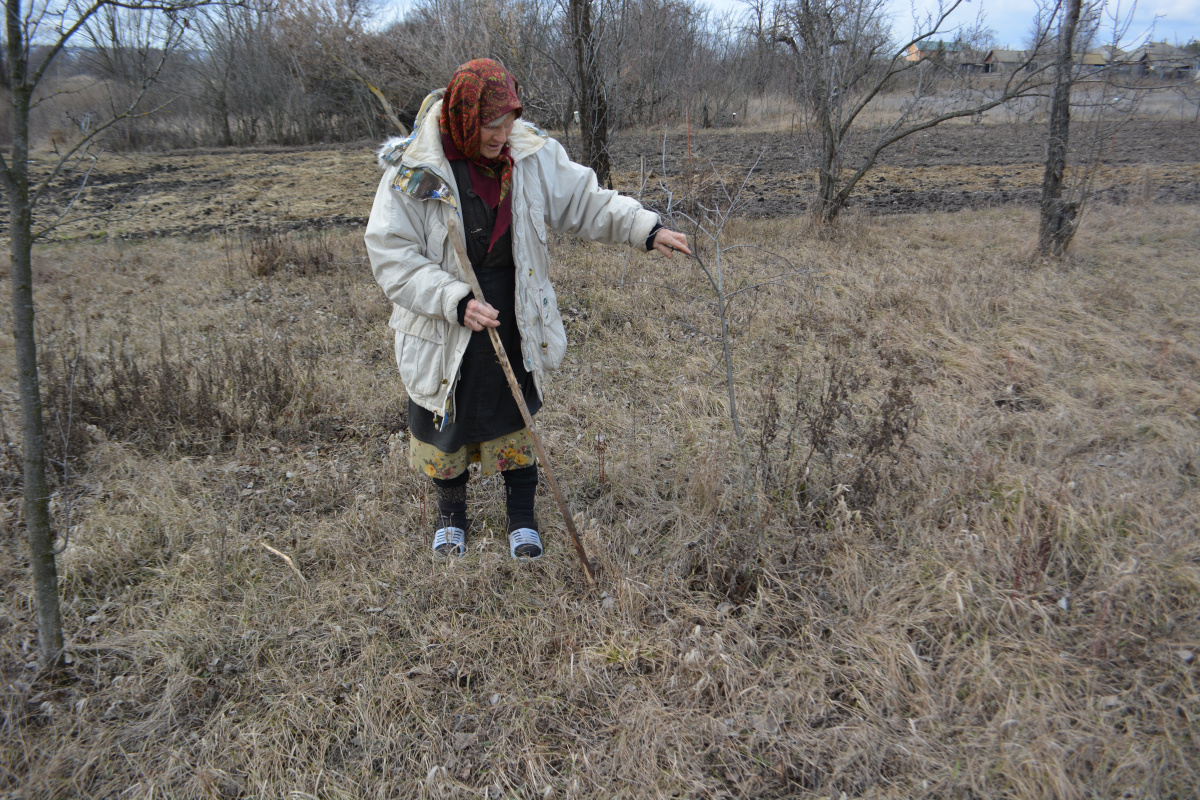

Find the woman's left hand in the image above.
[{"left": 651, "top": 229, "right": 692, "bottom": 258}]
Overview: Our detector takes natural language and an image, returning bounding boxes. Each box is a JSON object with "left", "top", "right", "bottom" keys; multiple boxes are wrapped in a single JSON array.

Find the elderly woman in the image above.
[{"left": 365, "top": 59, "right": 690, "bottom": 561}]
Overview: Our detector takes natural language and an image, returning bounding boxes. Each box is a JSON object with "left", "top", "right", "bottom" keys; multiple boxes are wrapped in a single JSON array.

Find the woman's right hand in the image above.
[{"left": 463, "top": 298, "right": 501, "bottom": 332}]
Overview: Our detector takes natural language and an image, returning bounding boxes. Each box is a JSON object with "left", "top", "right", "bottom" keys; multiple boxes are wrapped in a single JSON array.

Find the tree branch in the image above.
[{"left": 29, "top": 20, "right": 183, "bottom": 210}]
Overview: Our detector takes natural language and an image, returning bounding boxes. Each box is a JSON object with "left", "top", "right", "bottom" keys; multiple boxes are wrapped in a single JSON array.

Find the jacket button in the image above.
[
  {"left": 528, "top": 268, "right": 533, "bottom": 276},
  {"left": 477, "top": 233, "right": 488, "bottom": 244},
  {"left": 541, "top": 342, "right": 547, "bottom": 348},
  {"left": 441, "top": 378, "right": 448, "bottom": 384}
]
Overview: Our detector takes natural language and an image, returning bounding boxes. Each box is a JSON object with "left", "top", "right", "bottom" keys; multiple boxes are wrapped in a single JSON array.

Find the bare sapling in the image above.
[
  {"left": 2, "top": 0, "right": 215, "bottom": 668},
  {"left": 648, "top": 153, "right": 815, "bottom": 562}
]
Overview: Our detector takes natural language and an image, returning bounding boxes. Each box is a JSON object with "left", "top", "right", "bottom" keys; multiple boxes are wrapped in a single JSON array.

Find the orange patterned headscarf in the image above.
[{"left": 440, "top": 59, "right": 523, "bottom": 207}]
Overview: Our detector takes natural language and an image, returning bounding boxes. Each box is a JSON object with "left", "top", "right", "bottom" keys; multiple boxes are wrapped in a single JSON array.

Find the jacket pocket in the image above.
[
  {"left": 528, "top": 198, "right": 547, "bottom": 244},
  {"left": 425, "top": 218, "right": 448, "bottom": 264},
  {"left": 391, "top": 307, "right": 446, "bottom": 399},
  {"left": 529, "top": 283, "right": 566, "bottom": 371}
]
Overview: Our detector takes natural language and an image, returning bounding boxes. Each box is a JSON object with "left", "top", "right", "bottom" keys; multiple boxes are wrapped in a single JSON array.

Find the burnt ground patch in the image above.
[{"left": 28, "top": 117, "right": 1200, "bottom": 240}]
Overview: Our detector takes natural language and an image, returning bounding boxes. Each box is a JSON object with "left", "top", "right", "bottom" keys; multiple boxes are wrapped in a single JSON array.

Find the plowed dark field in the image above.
[
  {"left": 608, "top": 118, "right": 1200, "bottom": 217},
  {"left": 39, "top": 117, "right": 1199, "bottom": 240}
]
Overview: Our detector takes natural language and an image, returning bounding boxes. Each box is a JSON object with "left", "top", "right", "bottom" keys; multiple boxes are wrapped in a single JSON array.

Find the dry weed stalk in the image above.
[{"left": 595, "top": 433, "right": 606, "bottom": 484}]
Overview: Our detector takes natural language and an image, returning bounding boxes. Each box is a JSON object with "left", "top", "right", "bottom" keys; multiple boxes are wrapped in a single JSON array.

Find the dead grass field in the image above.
[{"left": 1, "top": 192, "right": 1198, "bottom": 797}]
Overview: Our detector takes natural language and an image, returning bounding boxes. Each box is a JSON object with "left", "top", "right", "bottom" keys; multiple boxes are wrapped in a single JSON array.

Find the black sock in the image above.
[
  {"left": 432, "top": 471, "right": 469, "bottom": 531},
  {"left": 503, "top": 465, "right": 538, "bottom": 533}
]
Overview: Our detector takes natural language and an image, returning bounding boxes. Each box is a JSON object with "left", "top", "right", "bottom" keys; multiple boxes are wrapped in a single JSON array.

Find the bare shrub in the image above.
[
  {"left": 39, "top": 320, "right": 318, "bottom": 459},
  {"left": 242, "top": 226, "right": 346, "bottom": 277},
  {"left": 754, "top": 338, "right": 921, "bottom": 522}
]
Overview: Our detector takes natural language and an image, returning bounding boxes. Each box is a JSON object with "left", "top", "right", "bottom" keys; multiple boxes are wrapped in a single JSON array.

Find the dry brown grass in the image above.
[{"left": 1, "top": 201, "right": 1198, "bottom": 799}]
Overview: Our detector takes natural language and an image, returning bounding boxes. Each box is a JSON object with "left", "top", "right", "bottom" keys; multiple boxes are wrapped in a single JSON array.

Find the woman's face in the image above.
[{"left": 479, "top": 112, "right": 516, "bottom": 159}]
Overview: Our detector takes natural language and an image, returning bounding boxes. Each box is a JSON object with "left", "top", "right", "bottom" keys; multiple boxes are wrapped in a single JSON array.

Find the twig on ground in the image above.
[{"left": 260, "top": 540, "right": 307, "bottom": 584}]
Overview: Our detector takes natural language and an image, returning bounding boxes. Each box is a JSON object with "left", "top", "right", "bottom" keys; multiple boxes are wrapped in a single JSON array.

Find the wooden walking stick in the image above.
[{"left": 447, "top": 216, "right": 597, "bottom": 586}]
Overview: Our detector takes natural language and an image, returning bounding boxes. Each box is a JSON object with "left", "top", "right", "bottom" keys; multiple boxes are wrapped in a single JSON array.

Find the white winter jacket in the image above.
[{"left": 365, "top": 90, "right": 660, "bottom": 417}]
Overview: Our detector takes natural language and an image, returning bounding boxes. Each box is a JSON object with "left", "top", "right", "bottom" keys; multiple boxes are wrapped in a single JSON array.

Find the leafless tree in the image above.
[
  {"left": 2, "top": 0, "right": 210, "bottom": 668},
  {"left": 350, "top": 0, "right": 564, "bottom": 133},
  {"left": 90, "top": 0, "right": 780, "bottom": 148},
  {"left": 1037, "top": 0, "right": 1084, "bottom": 255},
  {"left": 567, "top": 0, "right": 613, "bottom": 185},
  {"left": 762, "top": 0, "right": 1054, "bottom": 223},
  {"left": 1032, "top": 0, "right": 1180, "bottom": 256},
  {"left": 189, "top": 2, "right": 290, "bottom": 145}
]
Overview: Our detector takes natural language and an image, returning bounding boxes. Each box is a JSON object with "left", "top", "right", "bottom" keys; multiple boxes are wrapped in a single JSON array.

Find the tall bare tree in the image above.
[
  {"left": 2, "top": 0, "right": 205, "bottom": 668},
  {"left": 568, "top": 0, "right": 612, "bottom": 186},
  {"left": 348, "top": 0, "right": 564, "bottom": 134},
  {"left": 1034, "top": 0, "right": 1154, "bottom": 256},
  {"left": 190, "top": 2, "right": 287, "bottom": 145},
  {"left": 1037, "top": 0, "right": 1083, "bottom": 255},
  {"left": 765, "top": 0, "right": 1053, "bottom": 223}
]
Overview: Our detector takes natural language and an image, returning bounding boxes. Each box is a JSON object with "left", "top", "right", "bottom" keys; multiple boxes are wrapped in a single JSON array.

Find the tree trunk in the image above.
[
  {"left": 814, "top": 114, "right": 839, "bottom": 223},
  {"left": 1037, "top": 0, "right": 1082, "bottom": 257},
  {"left": 214, "top": 85, "right": 233, "bottom": 146},
  {"left": 813, "top": 68, "right": 841, "bottom": 223},
  {"left": 569, "top": 0, "right": 611, "bottom": 188},
  {"left": 5, "top": 82, "right": 64, "bottom": 668}
]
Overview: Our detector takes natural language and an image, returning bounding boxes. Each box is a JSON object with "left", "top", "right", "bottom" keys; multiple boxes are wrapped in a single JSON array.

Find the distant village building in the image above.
[
  {"left": 1090, "top": 44, "right": 1127, "bottom": 65},
  {"left": 975, "top": 41, "right": 1197, "bottom": 80},
  {"left": 904, "top": 40, "right": 967, "bottom": 64},
  {"left": 1126, "top": 41, "right": 1195, "bottom": 78},
  {"left": 983, "top": 49, "right": 1028, "bottom": 73},
  {"left": 907, "top": 38, "right": 1197, "bottom": 80},
  {"left": 1078, "top": 52, "right": 1108, "bottom": 74}
]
